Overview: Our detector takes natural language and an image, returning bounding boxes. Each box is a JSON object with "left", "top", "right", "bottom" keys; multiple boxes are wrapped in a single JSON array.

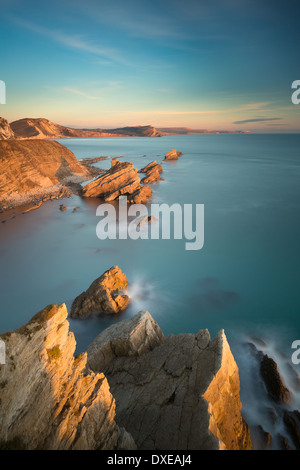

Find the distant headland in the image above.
[{"left": 0, "top": 117, "right": 250, "bottom": 140}]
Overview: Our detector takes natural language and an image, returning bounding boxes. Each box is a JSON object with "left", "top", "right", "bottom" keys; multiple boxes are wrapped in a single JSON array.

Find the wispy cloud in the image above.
[
  {"left": 9, "top": 16, "right": 128, "bottom": 65},
  {"left": 233, "top": 117, "right": 282, "bottom": 124},
  {"left": 59, "top": 87, "right": 101, "bottom": 100}
]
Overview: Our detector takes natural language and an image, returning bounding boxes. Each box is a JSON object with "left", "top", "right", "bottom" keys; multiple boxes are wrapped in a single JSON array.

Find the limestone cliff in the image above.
[
  {"left": 0, "top": 304, "right": 135, "bottom": 450},
  {"left": 87, "top": 311, "right": 252, "bottom": 450},
  {"left": 9, "top": 118, "right": 162, "bottom": 140},
  {"left": 0, "top": 306, "right": 252, "bottom": 450},
  {"left": 0, "top": 139, "right": 94, "bottom": 212}
]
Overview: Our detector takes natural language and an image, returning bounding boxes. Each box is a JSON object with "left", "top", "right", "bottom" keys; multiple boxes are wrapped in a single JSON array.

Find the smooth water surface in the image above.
[{"left": 1, "top": 134, "right": 300, "bottom": 446}]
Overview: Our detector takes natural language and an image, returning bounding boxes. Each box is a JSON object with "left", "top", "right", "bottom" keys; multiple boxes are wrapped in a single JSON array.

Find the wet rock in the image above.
[
  {"left": 59, "top": 204, "right": 67, "bottom": 211},
  {"left": 283, "top": 410, "right": 300, "bottom": 449},
  {"left": 259, "top": 354, "right": 291, "bottom": 404},
  {"left": 254, "top": 425, "right": 272, "bottom": 449},
  {"left": 276, "top": 433, "right": 291, "bottom": 450},
  {"left": 70, "top": 266, "right": 129, "bottom": 319}
]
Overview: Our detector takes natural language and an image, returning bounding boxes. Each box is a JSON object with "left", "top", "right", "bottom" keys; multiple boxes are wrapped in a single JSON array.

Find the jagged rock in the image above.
[
  {"left": 283, "top": 410, "right": 300, "bottom": 449},
  {"left": 164, "top": 149, "right": 182, "bottom": 161},
  {"left": 141, "top": 170, "right": 161, "bottom": 184},
  {"left": 87, "top": 311, "right": 165, "bottom": 372},
  {"left": 0, "top": 117, "right": 14, "bottom": 140},
  {"left": 259, "top": 354, "right": 291, "bottom": 404},
  {"left": 127, "top": 185, "right": 152, "bottom": 204},
  {"left": 70, "top": 266, "right": 129, "bottom": 319},
  {"left": 81, "top": 161, "right": 141, "bottom": 201},
  {"left": 139, "top": 161, "right": 163, "bottom": 174},
  {"left": 139, "top": 161, "right": 163, "bottom": 184},
  {"left": 87, "top": 311, "right": 252, "bottom": 450},
  {"left": 0, "top": 304, "right": 136, "bottom": 450}
]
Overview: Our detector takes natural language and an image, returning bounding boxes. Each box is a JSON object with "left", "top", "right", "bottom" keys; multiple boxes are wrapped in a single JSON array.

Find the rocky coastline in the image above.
[
  {"left": 1, "top": 133, "right": 299, "bottom": 450},
  {"left": 0, "top": 283, "right": 252, "bottom": 450}
]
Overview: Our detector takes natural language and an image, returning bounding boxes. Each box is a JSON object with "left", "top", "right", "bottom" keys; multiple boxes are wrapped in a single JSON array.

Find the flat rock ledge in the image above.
[{"left": 87, "top": 311, "right": 252, "bottom": 450}]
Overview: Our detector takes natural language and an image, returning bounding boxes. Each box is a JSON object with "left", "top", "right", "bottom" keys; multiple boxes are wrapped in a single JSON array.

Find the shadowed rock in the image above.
[{"left": 260, "top": 354, "right": 291, "bottom": 404}]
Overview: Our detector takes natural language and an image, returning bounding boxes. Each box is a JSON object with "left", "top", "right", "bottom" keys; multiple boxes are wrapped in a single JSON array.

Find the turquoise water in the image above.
[
  {"left": 1, "top": 134, "right": 300, "bottom": 447},
  {"left": 2, "top": 134, "right": 299, "bottom": 343}
]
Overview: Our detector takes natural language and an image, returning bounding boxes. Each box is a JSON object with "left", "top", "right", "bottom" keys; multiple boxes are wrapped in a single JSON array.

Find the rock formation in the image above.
[
  {"left": 81, "top": 160, "right": 152, "bottom": 204},
  {"left": 139, "top": 161, "right": 163, "bottom": 184},
  {"left": 164, "top": 149, "right": 182, "bottom": 161},
  {"left": 70, "top": 266, "right": 129, "bottom": 319},
  {"left": 0, "top": 304, "right": 136, "bottom": 450},
  {"left": 0, "top": 117, "right": 14, "bottom": 140},
  {"left": 259, "top": 353, "right": 291, "bottom": 404},
  {"left": 127, "top": 185, "right": 153, "bottom": 204},
  {"left": 0, "top": 140, "right": 95, "bottom": 212},
  {"left": 0, "top": 301, "right": 252, "bottom": 451},
  {"left": 87, "top": 311, "right": 252, "bottom": 450}
]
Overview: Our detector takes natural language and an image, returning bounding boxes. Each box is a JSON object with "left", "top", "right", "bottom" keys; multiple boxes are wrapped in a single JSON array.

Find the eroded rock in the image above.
[
  {"left": 260, "top": 354, "right": 291, "bottom": 404},
  {"left": 87, "top": 312, "right": 252, "bottom": 450},
  {"left": 0, "top": 304, "right": 132, "bottom": 450},
  {"left": 164, "top": 149, "right": 182, "bottom": 161},
  {"left": 70, "top": 266, "right": 129, "bottom": 319},
  {"left": 81, "top": 161, "right": 152, "bottom": 204}
]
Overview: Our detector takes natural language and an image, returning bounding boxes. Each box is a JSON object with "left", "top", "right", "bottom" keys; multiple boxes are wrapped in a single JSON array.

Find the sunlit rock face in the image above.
[
  {"left": 0, "top": 303, "right": 251, "bottom": 450},
  {"left": 81, "top": 160, "right": 153, "bottom": 203},
  {"left": 0, "top": 304, "right": 133, "bottom": 450},
  {"left": 87, "top": 311, "right": 252, "bottom": 450},
  {"left": 0, "top": 117, "right": 14, "bottom": 140},
  {"left": 163, "top": 148, "right": 183, "bottom": 161},
  {"left": 139, "top": 161, "right": 163, "bottom": 184},
  {"left": 70, "top": 266, "right": 130, "bottom": 319},
  {"left": 0, "top": 139, "right": 94, "bottom": 212}
]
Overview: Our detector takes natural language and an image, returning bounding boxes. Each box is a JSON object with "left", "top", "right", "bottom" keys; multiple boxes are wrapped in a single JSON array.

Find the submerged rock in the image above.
[
  {"left": 0, "top": 304, "right": 135, "bottom": 450},
  {"left": 70, "top": 266, "right": 129, "bottom": 319},
  {"left": 87, "top": 312, "right": 252, "bottom": 450}
]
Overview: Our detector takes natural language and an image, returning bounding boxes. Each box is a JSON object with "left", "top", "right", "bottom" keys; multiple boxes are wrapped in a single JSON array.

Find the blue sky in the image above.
[{"left": 0, "top": 0, "right": 299, "bottom": 131}]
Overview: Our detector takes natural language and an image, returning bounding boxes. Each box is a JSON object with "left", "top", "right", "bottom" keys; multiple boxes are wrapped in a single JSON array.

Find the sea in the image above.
[{"left": 1, "top": 133, "right": 300, "bottom": 449}]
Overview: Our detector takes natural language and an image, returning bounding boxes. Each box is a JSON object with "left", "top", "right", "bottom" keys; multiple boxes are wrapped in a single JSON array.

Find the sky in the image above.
[{"left": 0, "top": 0, "right": 299, "bottom": 132}]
